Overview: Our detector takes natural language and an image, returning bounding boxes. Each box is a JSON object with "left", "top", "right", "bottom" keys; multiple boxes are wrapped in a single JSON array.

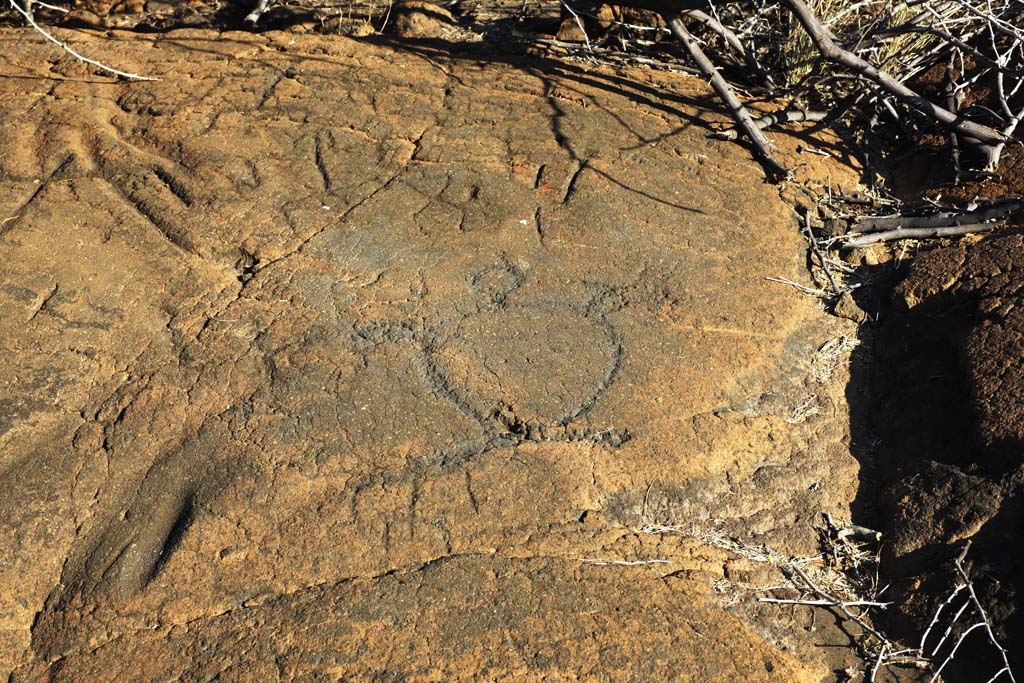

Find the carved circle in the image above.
[{"left": 428, "top": 305, "right": 619, "bottom": 425}]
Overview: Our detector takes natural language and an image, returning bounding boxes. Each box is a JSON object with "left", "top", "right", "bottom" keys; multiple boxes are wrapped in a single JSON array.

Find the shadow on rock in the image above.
[{"left": 845, "top": 231, "right": 1024, "bottom": 678}]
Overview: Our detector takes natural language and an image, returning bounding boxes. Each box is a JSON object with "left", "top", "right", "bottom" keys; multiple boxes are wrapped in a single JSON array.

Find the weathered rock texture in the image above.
[
  {"left": 873, "top": 233, "right": 1024, "bottom": 673},
  {"left": 1, "top": 28, "right": 860, "bottom": 681}
]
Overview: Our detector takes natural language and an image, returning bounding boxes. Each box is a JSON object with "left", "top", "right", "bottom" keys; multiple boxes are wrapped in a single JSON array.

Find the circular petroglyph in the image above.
[
  {"left": 467, "top": 259, "right": 524, "bottom": 305},
  {"left": 428, "top": 306, "right": 619, "bottom": 426}
]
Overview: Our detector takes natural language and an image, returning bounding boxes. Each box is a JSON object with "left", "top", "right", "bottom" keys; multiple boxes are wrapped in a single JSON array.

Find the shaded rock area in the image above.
[
  {"left": 870, "top": 233, "right": 1024, "bottom": 674},
  {"left": 1, "top": 28, "right": 865, "bottom": 681}
]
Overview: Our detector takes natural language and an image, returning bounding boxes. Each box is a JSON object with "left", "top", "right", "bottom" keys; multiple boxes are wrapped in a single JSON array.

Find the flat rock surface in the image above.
[{"left": 0, "top": 28, "right": 860, "bottom": 681}]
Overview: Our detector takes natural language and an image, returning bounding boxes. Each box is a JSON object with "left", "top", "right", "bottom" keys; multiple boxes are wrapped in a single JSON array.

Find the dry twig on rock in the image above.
[
  {"left": 714, "top": 109, "right": 827, "bottom": 140},
  {"left": 921, "top": 542, "right": 1018, "bottom": 683},
  {"left": 637, "top": 516, "right": 924, "bottom": 680},
  {"left": 666, "top": 13, "right": 792, "bottom": 180},
  {"left": 600, "top": 0, "right": 1023, "bottom": 179},
  {"left": 843, "top": 198, "right": 1023, "bottom": 246},
  {"left": 6, "top": 0, "right": 156, "bottom": 80}
]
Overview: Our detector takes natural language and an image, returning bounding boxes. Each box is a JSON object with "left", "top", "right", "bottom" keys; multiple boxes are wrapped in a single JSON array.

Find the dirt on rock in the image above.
[{"left": 1, "top": 26, "right": 874, "bottom": 682}]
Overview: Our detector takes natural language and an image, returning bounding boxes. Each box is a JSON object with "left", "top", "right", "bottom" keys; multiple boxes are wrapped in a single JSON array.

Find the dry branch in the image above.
[
  {"left": 779, "top": 0, "right": 1007, "bottom": 145},
  {"left": 638, "top": 516, "right": 922, "bottom": 679},
  {"left": 714, "top": 109, "right": 827, "bottom": 139},
  {"left": 245, "top": 0, "right": 275, "bottom": 24},
  {"left": 682, "top": 8, "right": 770, "bottom": 83},
  {"left": 758, "top": 597, "right": 891, "bottom": 606},
  {"left": 844, "top": 221, "right": 1001, "bottom": 246},
  {"left": 7, "top": 0, "right": 157, "bottom": 80},
  {"left": 802, "top": 210, "right": 841, "bottom": 295},
  {"left": 666, "top": 14, "right": 792, "bottom": 179},
  {"left": 853, "top": 199, "right": 1024, "bottom": 232},
  {"left": 947, "top": 542, "right": 1018, "bottom": 683}
]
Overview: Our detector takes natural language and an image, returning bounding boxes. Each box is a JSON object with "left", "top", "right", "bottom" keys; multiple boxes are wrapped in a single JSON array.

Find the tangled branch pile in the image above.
[
  {"left": 559, "top": 0, "right": 1024, "bottom": 180},
  {"left": 5, "top": 0, "right": 1023, "bottom": 180}
]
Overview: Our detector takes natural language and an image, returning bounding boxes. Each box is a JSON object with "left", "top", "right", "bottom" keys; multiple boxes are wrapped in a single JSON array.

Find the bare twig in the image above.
[
  {"left": 980, "top": 69, "right": 1024, "bottom": 171},
  {"left": 29, "top": 1, "right": 67, "bottom": 13},
  {"left": 683, "top": 8, "right": 772, "bottom": 83},
  {"left": 758, "top": 597, "right": 891, "bottom": 607},
  {"left": 245, "top": 0, "right": 275, "bottom": 24},
  {"left": 803, "top": 210, "right": 841, "bottom": 295},
  {"left": 870, "top": 644, "right": 887, "bottom": 683},
  {"left": 945, "top": 62, "right": 963, "bottom": 182},
  {"left": 844, "top": 221, "right": 1002, "bottom": 246},
  {"left": 780, "top": 0, "right": 1007, "bottom": 145},
  {"left": 765, "top": 275, "right": 830, "bottom": 298},
  {"left": 560, "top": 1, "right": 595, "bottom": 53},
  {"left": 7, "top": 0, "right": 157, "bottom": 81},
  {"left": 667, "top": 14, "right": 792, "bottom": 180},
  {"left": 950, "top": 542, "right": 1018, "bottom": 683},
  {"left": 787, "top": 561, "right": 890, "bottom": 644},
  {"left": 877, "top": 24, "right": 1024, "bottom": 77},
  {"left": 919, "top": 583, "right": 968, "bottom": 653},
  {"left": 928, "top": 622, "right": 989, "bottom": 683},
  {"left": 714, "top": 109, "right": 827, "bottom": 139},
  {"left": 638, "top": 516, "right": 920, "bottom": 678},
  {"left": 852, "top": 199, "right": 1024, "bottom": 232},
  {"left": 928, "top": 595, "right": 973, "bottom": 657},
  {"left": 516, "top": 32, "right": 700, "bottom": 75}
]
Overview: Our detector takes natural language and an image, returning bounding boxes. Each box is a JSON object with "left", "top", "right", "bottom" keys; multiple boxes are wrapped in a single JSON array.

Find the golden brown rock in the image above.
[
  {"left": 390, "top": 1, "right": 456, "bottom": 39},
  {"left": 0, "top": 27, "right": 861, "bottom": 681}
]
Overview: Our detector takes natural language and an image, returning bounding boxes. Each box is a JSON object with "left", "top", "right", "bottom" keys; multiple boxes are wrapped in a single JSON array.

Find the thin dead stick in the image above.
[
  {"left": 788, "top": 562, "right": 890, "bottom": 645},
  {"left": 870, "top": 643, "right": 887, "bottom": 683},
  {"left": 715, "top": 110, "right": 827, "bottom": 140},
  {"left": 765, "top": 276, "right": 828, "bottom": 297},
  {"left": 31, "top": 0, "right": 67, "bottom": 13},
  {"left": 832, "top": 193, "right": 897, "bottom": 208},
  {"left": 803, "top": 211, "right": 841, "bottom": 295},
  {"left": 7, "top": 0, "right": 157, "bottom": 81},
  {"left": 845, "top": 222, "right": 1002, "bottom": 246},
  {"left": 929, "top": 597, "right": 973, "bottom": 657},
  {"left": 666, "top": 15, "right": 791, "bottom": 180},
  {"left": 567, "top": 5, "right": 669, "bottom": 33},
  {"left": 518, "top": 33, "right": 701, "bottom": 75},
  {"left": 981, "top": 70, "right": 1024, "bottom": 171},
  {"left": 919, "top": 583, "right": 968, "bottom": 653},
  {"left": 779, "top": 0, "right": 1007, "bottom": 145},
  {"left": 682, "top": 8, "right": 771, "bottom": 83},
  {"left": 877, "top": 24, "right": 1024, "bottom": 77},
  {"left": 245, "top": 0, "right": 275, "bottom": 24},
  {"left": 952, "top": 542, "right": 1018, "bottom": 683},
  {"left": 945, "top": 63, "right": 963, "bottom": 182},
  {"left": 560, "top": 1, "right": 595, "bottom": 53},
  {"left": 944, "top": 0, "right": 1024, "bottom": 43},
  {"left": 928, "top": 622, "right": 988, "bottom": 683},
  {"left": 758, "top": 598, "right": 891, "bottom": 607},
  {"left": 854, "top": 200, "right": 1024, "bottom": 232}
]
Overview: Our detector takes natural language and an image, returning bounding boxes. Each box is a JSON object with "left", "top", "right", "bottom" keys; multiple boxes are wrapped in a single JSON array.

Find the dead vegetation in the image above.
[
  {"left": 638, "top": 518, "right": 1017, "bottom": 682},
  {"left": 2, "top": 1, "right": 1019, "bottom": 679},
  {"left": 554, "top": 0, "right": 1023, "bottom": 182},
  {"left": 6, "top": 0, "right": 1023, "bottom": 184}
]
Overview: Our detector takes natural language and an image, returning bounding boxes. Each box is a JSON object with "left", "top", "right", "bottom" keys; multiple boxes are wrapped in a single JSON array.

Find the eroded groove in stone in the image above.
[{"left": 0, "top": 28, "right": 865, "bottom": 682}]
